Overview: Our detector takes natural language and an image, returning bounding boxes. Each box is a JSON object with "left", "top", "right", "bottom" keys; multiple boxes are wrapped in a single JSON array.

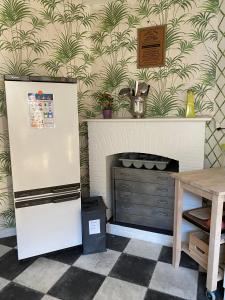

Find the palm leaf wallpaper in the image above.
[{"left": 0, "top": 0, "right": 221, "bottom": 230}]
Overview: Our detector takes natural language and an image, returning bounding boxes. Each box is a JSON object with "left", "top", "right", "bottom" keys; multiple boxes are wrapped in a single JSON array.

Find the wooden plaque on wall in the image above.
[{"left": 137, "top": 25, "right": 166, "bottom": 68}]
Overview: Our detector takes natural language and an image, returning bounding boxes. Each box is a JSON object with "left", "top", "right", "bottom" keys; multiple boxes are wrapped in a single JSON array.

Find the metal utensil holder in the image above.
[{"left": 130, "top": 96, "right": 146, "bottom": 118}]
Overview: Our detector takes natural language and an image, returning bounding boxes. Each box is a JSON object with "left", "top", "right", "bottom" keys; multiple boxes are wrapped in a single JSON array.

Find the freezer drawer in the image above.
[{"left": 15, "top": 196, "right": 82, "bottom": 260}]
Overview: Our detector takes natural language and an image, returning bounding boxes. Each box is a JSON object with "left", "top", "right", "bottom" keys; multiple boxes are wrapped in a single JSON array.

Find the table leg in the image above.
[
  {"left": 172, "top": 179, "right": 183, "bottom": 268},
  {"left": 207, "top": 196, "right": 224, "bottom": 291}
]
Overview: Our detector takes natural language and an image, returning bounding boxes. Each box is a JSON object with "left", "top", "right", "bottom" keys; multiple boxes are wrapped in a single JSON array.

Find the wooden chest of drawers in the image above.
[{"left": 112, "top": 167, "right": 175, "bottom": 231}]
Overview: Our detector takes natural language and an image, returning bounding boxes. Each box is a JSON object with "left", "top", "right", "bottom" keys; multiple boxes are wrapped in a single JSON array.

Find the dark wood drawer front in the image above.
[
  {"left": 115, "top": 207, "right": 173, "bottom": 230},
  {"left": 116, "top": 202, "right": 173, "bottom": 217},
  {"left": 112, "top": 167, "right": 175, "bottom": 231},
  {"left": 114, "top": 167, "right": 174, "bottom": 184},
  {"left": 115, "top": 190, "right": 174, "bottom": 209},
  {"left": 115, "top": 180, "right": 174, "bottom": 197}
]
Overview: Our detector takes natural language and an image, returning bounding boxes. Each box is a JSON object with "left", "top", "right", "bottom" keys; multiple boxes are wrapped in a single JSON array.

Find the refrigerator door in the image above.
[
  {"left": 15, "top": 194, "right": 82, "bottom": 259},
  {"left": 5, "top": 80, "right": 80, "bottom": 192}
]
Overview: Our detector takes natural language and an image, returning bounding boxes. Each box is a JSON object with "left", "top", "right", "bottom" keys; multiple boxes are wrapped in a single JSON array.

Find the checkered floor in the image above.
[{"left": 0, "top": 235, "right": 223, "bottom": 300}]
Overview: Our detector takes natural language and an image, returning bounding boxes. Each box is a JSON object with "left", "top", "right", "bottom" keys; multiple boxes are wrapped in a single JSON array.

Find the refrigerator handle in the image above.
[{"left": 52, "top": 193, "right": 80, "bottom": 204}]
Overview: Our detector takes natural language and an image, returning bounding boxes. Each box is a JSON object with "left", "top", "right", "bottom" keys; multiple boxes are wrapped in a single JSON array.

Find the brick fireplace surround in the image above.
[{"left": 87, "top": 117, "right": 211, "bottom": 245}]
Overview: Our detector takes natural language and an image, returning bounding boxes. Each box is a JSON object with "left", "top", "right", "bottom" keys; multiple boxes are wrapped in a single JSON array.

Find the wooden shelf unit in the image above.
[
  {"left": 183, "top": 209, "right": 225, "bottom": 234},
  {"left": 172, "top": 167, "right": 225, "bottom": 295},
  {"left": 182, "top": 242, "right": 224, "bottom": 282}
]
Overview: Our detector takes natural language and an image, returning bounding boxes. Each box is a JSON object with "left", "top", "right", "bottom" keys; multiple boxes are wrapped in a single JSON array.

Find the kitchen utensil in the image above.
[
  {"left": 119, "top": 88, "right": 131, "bottom": 97},
  {"left": 137, "top": 82, "right": 148, "bottom": 96},
  {"left": 135, "top": 81, "right": 139, "bottom": 96},
  {"left": 141, "top": 84, "right": 150, "bottom": 97}
]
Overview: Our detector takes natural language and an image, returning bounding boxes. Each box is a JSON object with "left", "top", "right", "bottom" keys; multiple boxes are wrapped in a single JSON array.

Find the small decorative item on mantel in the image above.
[
  {"left": 95, "top": 92, "right": 113, "bottom": 119},
  {"left": 185, "top": 89, "right": 195, "bottom": 118},
  {"left": 119, "top": 81, "right": 150, "bottom": 118}
]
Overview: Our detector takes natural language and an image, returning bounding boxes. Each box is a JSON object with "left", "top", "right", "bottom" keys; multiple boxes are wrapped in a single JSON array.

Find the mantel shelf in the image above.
[{"left": 86, "top": 116, "right": 211, "bottom": 123}]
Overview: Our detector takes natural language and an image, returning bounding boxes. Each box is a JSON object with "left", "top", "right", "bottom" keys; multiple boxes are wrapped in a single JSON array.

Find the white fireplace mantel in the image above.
[
  {"left": 87, "top": 117, "right": 210, "bottom": 208},
  {"left": 87, "top": 117, "right": 211, "bottom": 244}
]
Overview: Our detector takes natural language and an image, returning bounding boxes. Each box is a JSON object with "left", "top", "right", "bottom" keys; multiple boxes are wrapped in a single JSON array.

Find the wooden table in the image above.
[{"left": 172, "top": 167, "right": 225, "bottom": 297}]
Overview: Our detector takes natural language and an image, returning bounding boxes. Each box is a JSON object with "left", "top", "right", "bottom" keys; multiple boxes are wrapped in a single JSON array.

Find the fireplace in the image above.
[{"left": 87, "top": 117, "right": 210, "bottom": 243}]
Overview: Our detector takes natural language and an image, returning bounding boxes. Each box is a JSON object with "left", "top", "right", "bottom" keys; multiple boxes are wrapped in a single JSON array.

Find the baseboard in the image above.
[
  {"left": 0, "top": 224, "right": 173, "bottom": 246},
  {"left": 0, "top": 227, "right": 16, "bottom": 238},
  {"left": 107, "top": 223, "right": 173, "bottom": 246}
]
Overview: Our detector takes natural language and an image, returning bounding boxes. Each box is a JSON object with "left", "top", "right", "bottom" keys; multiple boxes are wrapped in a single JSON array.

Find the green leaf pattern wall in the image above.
[{"left": 0, "top": 0, "right": 220, "bottom": 230}]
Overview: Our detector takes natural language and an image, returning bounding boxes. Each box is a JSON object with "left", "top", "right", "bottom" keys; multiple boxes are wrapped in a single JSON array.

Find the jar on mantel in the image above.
[{"left": 185, "top": 89, "right": 195, "bottom": 118}]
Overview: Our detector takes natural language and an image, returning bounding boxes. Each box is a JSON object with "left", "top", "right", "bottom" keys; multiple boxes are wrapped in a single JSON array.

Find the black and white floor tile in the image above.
[{"left": 0, "top": 234, "right": 223, "bottom": 300}]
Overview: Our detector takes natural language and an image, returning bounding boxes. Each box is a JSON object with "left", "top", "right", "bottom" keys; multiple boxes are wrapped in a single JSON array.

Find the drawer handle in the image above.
[
  {"left": 119, "top": 184, "right": 129, "bottom": 190},
  {"left": 122, "top": 192, "right": 131, "bottom": 197},
  {"left": 158, "top": 188, "right": 167, "bottom": 192},
  {"left": 159, "top": 199, "right": 168, "bottom": 204},
  {"left": 159, "top": 211, "right": 168, "bottom": 217},
  {"left": 195, "top": 246, "right": 205, "bottom": 255}
]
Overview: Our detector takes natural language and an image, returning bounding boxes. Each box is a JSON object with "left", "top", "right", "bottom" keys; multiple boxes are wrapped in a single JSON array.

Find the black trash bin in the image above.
[{"left": 81, "top": 196, "right": 106, "bottom": 254}]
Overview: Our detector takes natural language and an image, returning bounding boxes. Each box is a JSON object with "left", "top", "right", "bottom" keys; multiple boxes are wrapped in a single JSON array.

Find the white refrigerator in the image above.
[{"left": 4, "top": 75, "right": 82, "bottom": 259}]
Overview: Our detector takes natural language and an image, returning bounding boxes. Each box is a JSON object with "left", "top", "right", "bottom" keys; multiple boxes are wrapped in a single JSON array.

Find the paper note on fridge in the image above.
[
  {"left": 89, "top": 219, "right": 100, "bottom": 235},
  {"left": 28, "top": 92, "right": 55, "bottom": 128}
]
